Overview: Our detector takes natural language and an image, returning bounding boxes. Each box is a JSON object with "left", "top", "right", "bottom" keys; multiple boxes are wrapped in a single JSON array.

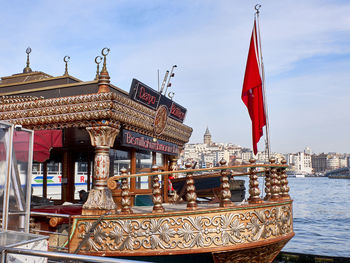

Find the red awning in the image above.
[
  {"left": 33, "top": 130, "right": 62, "bottom": 162},
  {"left": 1, "top": 130, "right": 62, "bottom": 162}
]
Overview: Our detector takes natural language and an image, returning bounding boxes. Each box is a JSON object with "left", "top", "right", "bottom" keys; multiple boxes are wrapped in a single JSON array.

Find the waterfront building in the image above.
[
  {"left": 241, "top": 148, "right": 253, "bottom": 163},
  {"left": 200, "top": 152, "right": 216, "bottom": 167},
  {"left": 327, "top": 156, "right": 340, "bottom": 170},
  {"left": 182, "top": 129, "right": 288, "bottom": 167},
  {"left": 215, "top": 150, "right": 230, "bottom": 165},
  {"left": 311, "top": 153, "right": 328, "bottom": 173},
  {"left": 285, "top": 151, "right": 312, "bottom": 174},
  {"left": 339, "top": 156, "right": 348, "bottom": 168}
]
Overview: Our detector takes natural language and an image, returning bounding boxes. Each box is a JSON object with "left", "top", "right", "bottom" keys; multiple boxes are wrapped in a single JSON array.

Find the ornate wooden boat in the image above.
[
  {"left": 0, "top": 48, "right": 294, "bottom": 262},
  {"left": 66, "top": 162, "right": 294, "bottom": 263}
]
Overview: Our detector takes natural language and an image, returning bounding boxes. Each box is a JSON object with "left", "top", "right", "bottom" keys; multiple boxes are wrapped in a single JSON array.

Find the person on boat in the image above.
[
  {"left": 78, "top": 190, "right": 88, "bottom": 203},
  {"left": 168, "top": 175, "right": 175, "bottom": 195}
]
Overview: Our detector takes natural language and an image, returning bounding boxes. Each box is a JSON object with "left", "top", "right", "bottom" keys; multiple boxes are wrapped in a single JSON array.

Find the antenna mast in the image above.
[
  {"left": 159, "top": 70, "right": 169, "bottom": 94},
  {"left": 164, "top": 65, "right": 177, "bottom": 96}
]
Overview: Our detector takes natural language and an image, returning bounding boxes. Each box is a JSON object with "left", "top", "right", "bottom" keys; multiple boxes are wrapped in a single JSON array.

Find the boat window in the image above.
[
  {"left": 110, "top": 149, "right": 131, "bottom": 176},
  {"left": 156, "top": 152, "right": 163, "bottom": 166},
  {"left": 46, "top": 161, "right": 62, "bottom": 200},
  {"left": 32, "top": 162, "right": 43, "bottom": 197},
  {"left": 109, "top": 149, "right": 131, "bottom": 188},
  {"left": 74, "top": 161, "right": 92, "bottom": 200},
  {"left": 136, "top": 152, "right": 152, "bottom": 189}
]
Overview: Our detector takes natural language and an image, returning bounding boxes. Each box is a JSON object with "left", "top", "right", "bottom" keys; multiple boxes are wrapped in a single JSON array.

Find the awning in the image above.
[
  {"left": 0, "top": 130, "right": 62, "bottom": 163},
  {"left": 32, "top": 130, "right": 62, "bottom": 162}
]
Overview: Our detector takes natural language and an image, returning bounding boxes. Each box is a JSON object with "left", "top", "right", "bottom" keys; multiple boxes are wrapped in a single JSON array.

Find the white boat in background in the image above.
[{"left": 287, "top": 171, "right": 306, "bottom": 178}]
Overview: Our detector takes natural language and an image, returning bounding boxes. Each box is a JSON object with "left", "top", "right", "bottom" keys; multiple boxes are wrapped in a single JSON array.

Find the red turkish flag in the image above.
[{"left": 242, "top": 20, "right": 266, "bottom": 155}]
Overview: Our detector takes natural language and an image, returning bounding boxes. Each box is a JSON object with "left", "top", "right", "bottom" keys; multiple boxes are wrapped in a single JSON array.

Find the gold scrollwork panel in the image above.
[{"left": 69, "top": 202, "right": 293, "bottom": 256}]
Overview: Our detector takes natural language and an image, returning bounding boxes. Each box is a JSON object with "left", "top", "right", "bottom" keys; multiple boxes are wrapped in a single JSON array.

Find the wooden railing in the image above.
[{"left": 107, "top": 158, "right": 290, "bottom": 214}]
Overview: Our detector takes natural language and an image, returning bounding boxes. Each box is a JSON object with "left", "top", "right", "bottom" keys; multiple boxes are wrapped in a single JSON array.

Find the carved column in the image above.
[
  {"left": 277, "top": 164, "right": 282, "bottom": 197},
  {"left": 269, "top": 158, "right": 281, "bottom": 201},
  {"left": 248, "top": 159, "right": 262, "bottom": 204},
  {"left": 120, "top": 168, "right": 133, "bottom": 214},
  {"left": 185, "top": 161, "right": 197, "bottom": 210},
  {"left": 82, "top": 126, "right": 119, "bottom": 215},
  {"left": 280, "top": 159, "right": 290, "bottom": 199},
  {"left": 219, "top": 159, "right": 232, "bottom": 207},
  {"left": 152, "top": 165, "right": 164, "bottom": 213},
  {"left": 264, "top": 167, "right": 271, "bottom": 200}
]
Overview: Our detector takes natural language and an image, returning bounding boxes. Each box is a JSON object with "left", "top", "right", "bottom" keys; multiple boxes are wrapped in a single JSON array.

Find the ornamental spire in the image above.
[
  {"left": 63, "top": 56, "right": 70, "bottom": 76},
  {"left": 23, "top": 47, "right": 32, "bottom": 73},
  {"left": 98, "top": 47, "right": 111, "bottom": 93},
  {"left": 94, "top": 56, "right": 102, "bottom": 80}
]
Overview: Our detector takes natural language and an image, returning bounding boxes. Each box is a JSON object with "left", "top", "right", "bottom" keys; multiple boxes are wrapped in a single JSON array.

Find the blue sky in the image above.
[{"left": 1, "top": 0, "right": 350, "bottom": 154}]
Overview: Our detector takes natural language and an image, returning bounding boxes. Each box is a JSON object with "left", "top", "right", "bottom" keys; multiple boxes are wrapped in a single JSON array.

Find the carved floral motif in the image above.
[{"left": 75, "top": 204, "right": 292, "bottom": 253}]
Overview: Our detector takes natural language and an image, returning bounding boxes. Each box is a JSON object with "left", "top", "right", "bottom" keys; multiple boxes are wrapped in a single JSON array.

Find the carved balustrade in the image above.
[
  {"left": 152, "top": 165, "right": 165, "bottom": 213},
  {"left": 280, "top": 159, "right": 290, "bottom": 199},
  {"left": 248, "top": 159, "right": 262, "bottom": 204},
  {"left": 219, "top": 159, "right": 232, "bottom": 207},
  {"left": 185, "top": 161, "right": 198, "bottom": 210},
  {"left": 270, "top": 158, "right": 281, "bottom": 201},
  {"left": 120, "top": 168, "right": 133, "bottom": 214},
  {"left": 106, "top": 162, "right": 290, "bottom": 215},
  {"left": 264, "top": 166, "right": 271, "bottom": 200}
]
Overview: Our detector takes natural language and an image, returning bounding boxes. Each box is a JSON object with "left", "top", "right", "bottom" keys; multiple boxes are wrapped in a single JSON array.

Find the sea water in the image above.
[{"left": 282, "top": 177, "right": 350, "bottom": 257}]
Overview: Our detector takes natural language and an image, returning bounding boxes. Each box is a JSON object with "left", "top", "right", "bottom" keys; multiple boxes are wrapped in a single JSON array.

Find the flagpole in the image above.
[{"left": 255, "top": 4, "right": 271, "bottom": 161}]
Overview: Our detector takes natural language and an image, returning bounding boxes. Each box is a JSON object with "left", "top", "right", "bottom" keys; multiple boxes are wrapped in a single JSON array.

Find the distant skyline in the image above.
[{"left": 1, "top": 1, "right": 350, "bottom": 154}]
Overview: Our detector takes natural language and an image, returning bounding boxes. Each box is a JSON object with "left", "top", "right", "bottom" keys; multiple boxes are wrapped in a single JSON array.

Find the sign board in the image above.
[
  {"left": 129, "top": 79, "right": 161, "bottom": 110},
  {"left": 121, "top": 129, "right": 179, "bottom": 155},
  {"left": 129, "top": 78, "right": 187, "bottom": 123}
]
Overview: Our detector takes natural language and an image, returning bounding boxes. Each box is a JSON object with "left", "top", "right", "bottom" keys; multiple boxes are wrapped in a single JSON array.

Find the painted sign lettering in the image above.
[
  {"left": 122, "top": 129, "right": 179, "bottom": 155},
  {"left": 129, "top": 78, "right": 187, "bottom": 123},
  {"left": 129, "top": 79, "right": 160, "bottom": 110},
  {"left": 170, "top": 102, "right": 186, "bottom": 122}
]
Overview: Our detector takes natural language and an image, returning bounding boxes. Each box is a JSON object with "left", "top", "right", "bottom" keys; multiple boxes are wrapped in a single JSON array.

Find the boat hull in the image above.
[{"left": 68, "top": 200, "right": 293, "bottom": 262}]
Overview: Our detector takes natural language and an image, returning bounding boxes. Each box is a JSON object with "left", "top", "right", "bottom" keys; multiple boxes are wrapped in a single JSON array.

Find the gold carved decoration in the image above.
[
  {"left": 86, "top": 126, "right": 120, "bottom": 148},
  {"left": 154, "top": 105, "right": 168, "bottom": 136},
  {"left": 0, "top": 92, "right": 193, "bottom": 146},
  {"left": 70, "top": 203, "right": 293, "bottom": 255}
]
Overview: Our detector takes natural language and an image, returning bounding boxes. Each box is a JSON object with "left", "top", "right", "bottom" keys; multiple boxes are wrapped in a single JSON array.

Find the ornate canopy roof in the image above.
[{"left": 0, "top": 49, "right": 192, "bottom": 147}]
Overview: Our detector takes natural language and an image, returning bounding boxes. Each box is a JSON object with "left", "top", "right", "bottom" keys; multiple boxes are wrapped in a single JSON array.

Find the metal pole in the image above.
[
  {"left": 255, "top": 4, "right": 271, "bottom": 161},
  {"left": 157, "top": 69, "right": 160, "bottom": 92},
  {"left": 0, "top": 247, "right": 146, "bottom": 263}
]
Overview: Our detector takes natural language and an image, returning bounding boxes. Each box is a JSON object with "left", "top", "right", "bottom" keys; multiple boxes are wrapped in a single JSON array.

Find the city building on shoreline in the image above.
[
  {"left": 181, "top": 127, "right": 270, "bottom": 168},
  {"left": 181, "top": 130, "right": 349, "bottom": 174}
]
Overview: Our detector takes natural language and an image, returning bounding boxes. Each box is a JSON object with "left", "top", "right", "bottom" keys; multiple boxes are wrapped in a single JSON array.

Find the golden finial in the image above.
[
  {"left": 63, "top": 56, "right": 70, "bottom": 76},
  {"left": 23, "top": 47, "right": 32, "bottom": 73},
  {"left": 94, "top": 56, "right": 102, "bottom": 80},
  {"left": 101, "top": 47, "right": 110, "bottom": 73},
  {"left": 97, "top": 47, "right": 111, "bottom": 93}
]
